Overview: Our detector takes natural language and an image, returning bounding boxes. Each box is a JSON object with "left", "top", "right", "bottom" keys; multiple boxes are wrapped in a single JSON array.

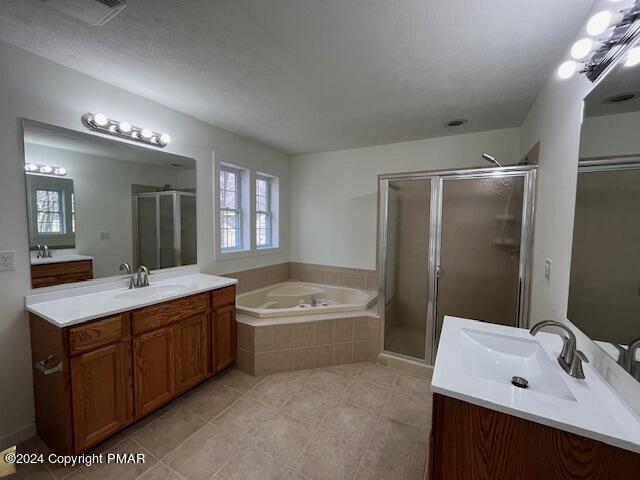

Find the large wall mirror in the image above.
[
  {"left": 570, "top": 58, "right": 640, "bottom": 382},
  {"left": 23, "top": 119, "right": 197, "bottom": 288}
]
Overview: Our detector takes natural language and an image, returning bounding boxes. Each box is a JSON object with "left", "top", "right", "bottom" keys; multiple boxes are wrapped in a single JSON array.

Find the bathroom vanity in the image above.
[
  {"left": 428, "top": 317, "right": 640, "bottom": 480},
  {"left": 26, "top": 273, "right": 237, "bottom": 455},
  {"left": 30, "top": 256, "right": 94, "bottom": 288}
]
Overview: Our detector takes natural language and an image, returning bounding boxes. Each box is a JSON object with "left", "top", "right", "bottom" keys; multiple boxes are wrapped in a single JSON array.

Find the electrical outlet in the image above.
[
  {"left": 544, "top": 259, "right": 552, "bottom": 280},
  {"left": 0, "top": 251, "right": 15, "bottom": 272}
]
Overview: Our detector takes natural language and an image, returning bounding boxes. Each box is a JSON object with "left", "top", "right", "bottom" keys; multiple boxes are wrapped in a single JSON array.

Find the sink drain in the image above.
[{"left": 511, "top": 376, "right": 529, "bottom": 389}]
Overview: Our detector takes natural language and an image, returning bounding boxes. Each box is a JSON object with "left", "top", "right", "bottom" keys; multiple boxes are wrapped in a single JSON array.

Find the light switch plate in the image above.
[
  {"left": 544, "top": 258, "right": 552, "bottom": 280},
  {"left": 0, "top": 251, "right": 16, "bottom": 272}
]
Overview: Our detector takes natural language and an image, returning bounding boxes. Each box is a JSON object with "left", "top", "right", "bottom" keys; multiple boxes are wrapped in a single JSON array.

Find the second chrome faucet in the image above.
[
  {"left": 119, "top": 262, "right": 150, "bottom": 289},
  {"left": 530, "top": 321, "right": 588, "bottom": 379}
]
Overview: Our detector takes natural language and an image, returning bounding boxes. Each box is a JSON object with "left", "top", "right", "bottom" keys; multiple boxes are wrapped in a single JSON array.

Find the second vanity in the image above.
[
  {"left": 25, "top": 271, "right": 237, "bottom": 455},
  {"left": 428, "top": 317, "right": 640, "bottom": 479}
]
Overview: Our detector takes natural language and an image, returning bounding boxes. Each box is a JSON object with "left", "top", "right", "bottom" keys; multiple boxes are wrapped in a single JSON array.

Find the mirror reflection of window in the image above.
[{"left": 36, "top": 189, "right": 63, "bottom": 233}]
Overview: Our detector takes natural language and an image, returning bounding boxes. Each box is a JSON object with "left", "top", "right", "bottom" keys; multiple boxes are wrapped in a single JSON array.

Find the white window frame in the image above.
[
  {"left": 255, "top": 174, "right": 272, "bottom": 248},
  {"left": 219, "top": 166, "right": 243, "bottom": 252},
  {"left": 214, "top": 160, "right": 280, "bottom": 260},
  {"left": 26, "top": 173, "right": 75, "bottom": 248}
]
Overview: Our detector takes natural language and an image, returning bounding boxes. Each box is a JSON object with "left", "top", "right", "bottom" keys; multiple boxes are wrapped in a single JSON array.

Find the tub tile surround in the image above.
[
  {"left": 238, "top": 315, "right": 381, "bottom": 376},
  {"left": 225, "top": 262, "right": 377, "bottom": 294},
  {"left": 14, "top": 364, "right": 431, "bottom": 480}
]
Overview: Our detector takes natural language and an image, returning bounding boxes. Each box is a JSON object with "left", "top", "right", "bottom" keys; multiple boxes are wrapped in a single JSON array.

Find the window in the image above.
[
  {"left": 256, "top": 176, "right": 272, "bottom": 247},
  {"left": 219, "top": 167, "right": 242, "bottom": 250},
  {"left": 26, "top": 174, "right": 75, "bottom": 248},
  {"left": 36, "top": 189, "right": 63, "bottom": 233}
]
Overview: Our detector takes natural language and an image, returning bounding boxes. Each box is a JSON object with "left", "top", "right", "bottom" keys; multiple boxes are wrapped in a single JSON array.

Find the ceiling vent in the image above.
[{"left": 42, "top": 0, "right": 127, "bottom": 26}]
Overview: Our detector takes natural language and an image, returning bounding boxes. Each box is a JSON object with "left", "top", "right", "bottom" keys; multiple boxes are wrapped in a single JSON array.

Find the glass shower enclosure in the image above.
[
  {"left": 137, "top": 191, "right": 197, "bottom": 270},
  {"left": 378, "top": 166, "right": 536, "bottom": 364}
]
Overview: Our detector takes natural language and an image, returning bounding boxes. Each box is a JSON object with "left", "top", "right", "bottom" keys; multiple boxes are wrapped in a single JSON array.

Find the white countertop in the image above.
[
  {"left": 25, "top": 272, "right": 237, "bottom": 327},
  {"left": 31, "top": 254, "right": 94, "bottom": 265},
  {"left": 432, "top": 316, "right": 640, "bottom": 453}
]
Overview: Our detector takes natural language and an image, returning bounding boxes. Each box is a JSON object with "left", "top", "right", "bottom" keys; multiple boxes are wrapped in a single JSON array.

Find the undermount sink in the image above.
[
  {"left": 114, "top": 284, "right": 190, "bottom": 301},
  {"left": 460, "top": 328, "right": 576, "bottom": 401}
]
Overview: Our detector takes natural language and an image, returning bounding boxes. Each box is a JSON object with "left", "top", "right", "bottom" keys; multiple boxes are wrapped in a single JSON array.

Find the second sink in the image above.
[{"left": 460, "top": 328, "right": 576, "bottom": 401}]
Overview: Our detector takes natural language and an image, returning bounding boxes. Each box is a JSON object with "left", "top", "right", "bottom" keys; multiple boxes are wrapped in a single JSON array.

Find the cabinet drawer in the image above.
[
  {"left": 132, "top": 293, "right": 210, "bottom": 334},
  {"left": 69, "top": 315, "right": 129, "bottom": 355},
  {"left": 212, "top": 285, "right": 236, "bottom": 308},
  {"left": 32, "top": 260, "right": 93, "bottom": 279}
]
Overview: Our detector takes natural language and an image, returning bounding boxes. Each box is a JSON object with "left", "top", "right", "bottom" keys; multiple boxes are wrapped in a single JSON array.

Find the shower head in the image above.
[{"left": 482, "top": 153, "right": 503, "bottom": 168}]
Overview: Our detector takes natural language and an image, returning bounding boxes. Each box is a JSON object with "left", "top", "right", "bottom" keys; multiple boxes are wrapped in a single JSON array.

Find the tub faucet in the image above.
[
  {"left": 309, "top": 296, "right": 317, "bottom": 307},
  {"left": 530, "top": 321, "right": 588, "bottom": 379}
]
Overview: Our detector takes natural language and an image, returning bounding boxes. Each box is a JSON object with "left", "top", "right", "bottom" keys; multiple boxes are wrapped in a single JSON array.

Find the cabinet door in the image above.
[
  {"left": 133, "top": 326, "right": 175, "bottom": 416},
  {"left": 175, "top": 312, "right": 209, "bottom": 392},
  {"left": 71, "top": 342, "right": 132, "bottom": 451},
  {"left": 212, "top": 304, "right": 236, "bottom": 372}
]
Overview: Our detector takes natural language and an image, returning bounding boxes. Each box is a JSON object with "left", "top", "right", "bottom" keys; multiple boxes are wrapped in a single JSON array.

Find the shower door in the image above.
[
  {"left": 434, "top": 173, "right": 528, "bottom": 347},
  {"left": 382, "top": 179, "right": 434, "bottom": 359},
  {"left": 378, "top": 166, "right": 535, "bottom": 364}
]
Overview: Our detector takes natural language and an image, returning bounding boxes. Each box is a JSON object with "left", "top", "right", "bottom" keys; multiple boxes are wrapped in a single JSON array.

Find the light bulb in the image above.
[
  {"left": 586, "top": 11, "right": 613, "bottom": 36},
  {"left": 109, "top": 125, "right": 117, "bottom": 133},
  {"left": 40, "top": 165, "right": 53, "bottom": 173},
  {"left": 571, "top": 38, "right": 594, "bottom": 59},
  {"left": 25, "top": 164, "right": 38, "bottom": 172},
  {"left": 93, "top": 113, "right": 108, "bottom": 126},
  {"left": 54, "top": 168, "right": 67, "bottom": 176},
  {"left": 131, "top": 131, "right": 139, "bottom": 139},
  {"left": 159, "top": 133, "right": 171, "bottom": 144},
  {"left": 625, "top": 46, "right": 640, "bottom": 67},
  {"left": 141, "top": 128, "right": 153, "bottom": 139},
  {"left": 118, "top": 121, "right": 131, "bottom": 133},
  {"left": 558, "top": 60, "right": 577, "bottom": 79}
]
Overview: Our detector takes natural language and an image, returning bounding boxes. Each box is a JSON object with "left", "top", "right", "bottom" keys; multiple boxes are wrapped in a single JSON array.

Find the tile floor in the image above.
[{"left": 14, "top": 362, "right": 432, "bottom": 480}]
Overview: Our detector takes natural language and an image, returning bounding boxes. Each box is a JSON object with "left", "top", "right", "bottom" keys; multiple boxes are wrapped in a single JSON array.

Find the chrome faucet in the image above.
[
  {"left": 530, "top": 321, "right": 588, "bottom": 379},
  {"left": 119, "top": 262, "right": 135, "bottom": 289},
  {"left": 309, "top": 295, "right": 317, "bottom": 307},
  {"left": 35, "top": 244, "right": 52, "bottom": 258},
  {"left": 136, "top": 265, "right": 150, "bottom": 288},
  {"left": 622, "top": 337, "right": 640, "bottom": 381}
]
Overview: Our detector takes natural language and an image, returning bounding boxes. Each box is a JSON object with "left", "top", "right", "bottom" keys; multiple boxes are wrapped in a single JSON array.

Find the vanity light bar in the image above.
[
  {"left": 81, "top": 113, "right": 171, "bottom": 148},
  {"left": 558, "top": 0, "right": 640, "bottom": 81},
  {"left": 25, "top": 163, "right": 68, "bottom": 176}
]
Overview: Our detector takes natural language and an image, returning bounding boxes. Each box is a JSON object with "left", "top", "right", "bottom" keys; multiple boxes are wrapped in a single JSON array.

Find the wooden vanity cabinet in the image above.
[
  {"left": 427, "top": 393, "right": 640, "bottom": 480},
  {"left": 29, "top": 284, "right": 237, "bottom": 455},
  {"left": 212, "top": 287, "right": 237, "bottom": 372},
  {"left": 31, "top": 260, "right": 93, "bottom": 288}
]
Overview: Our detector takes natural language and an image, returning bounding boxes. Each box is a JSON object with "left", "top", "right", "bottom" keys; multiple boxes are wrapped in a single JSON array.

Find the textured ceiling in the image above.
[{"left": 0, "top": 0, "right": 594, "bottom": 154}]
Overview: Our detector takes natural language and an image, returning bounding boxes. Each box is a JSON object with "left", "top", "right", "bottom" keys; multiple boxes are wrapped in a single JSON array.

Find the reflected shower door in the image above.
[
  {"left": 137, "top": 196, "right": 158, "bottom": 270},
  {"left": 159, "top": 194, "right": 176, "bottom": 268},
  {"left": 435, "top": 174, "right": 525, "bottom": 345},
  {"left": 383, "top": 179, "right": 432, "bottom": 360}
]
